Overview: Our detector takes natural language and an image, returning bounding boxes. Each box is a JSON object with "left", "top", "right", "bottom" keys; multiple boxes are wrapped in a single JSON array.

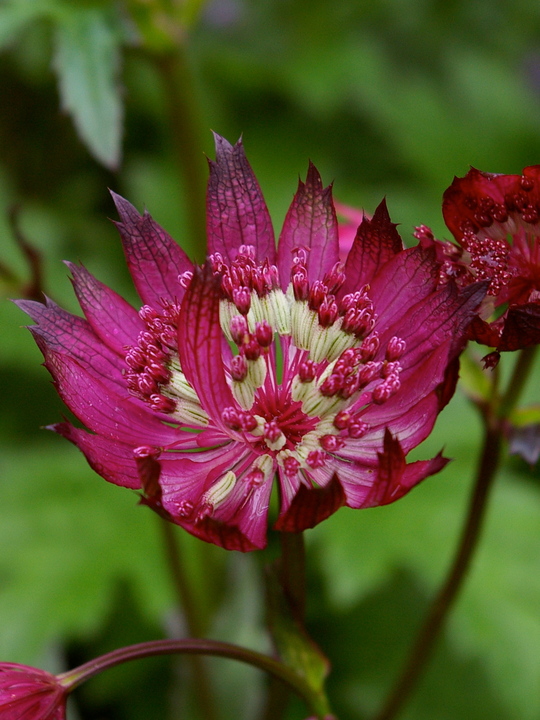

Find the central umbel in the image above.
[{"left": 124, "top": 245, "right": 406, "bottom": 520}]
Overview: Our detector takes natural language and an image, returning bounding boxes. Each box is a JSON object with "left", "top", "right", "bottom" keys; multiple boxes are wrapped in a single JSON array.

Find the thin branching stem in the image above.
[{"left": 373, "top": 346, "right": 537, "bottom": 720}]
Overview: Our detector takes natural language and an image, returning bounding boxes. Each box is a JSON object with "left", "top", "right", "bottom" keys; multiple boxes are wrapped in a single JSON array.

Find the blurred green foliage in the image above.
[{"left": 1, "top": 0, "right": 540, "bottom": 718}]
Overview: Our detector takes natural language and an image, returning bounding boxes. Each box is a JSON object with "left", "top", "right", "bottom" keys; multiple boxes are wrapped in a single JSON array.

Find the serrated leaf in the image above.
[{"left": 52, "top": 7, "right": 124, "bottom": 169}]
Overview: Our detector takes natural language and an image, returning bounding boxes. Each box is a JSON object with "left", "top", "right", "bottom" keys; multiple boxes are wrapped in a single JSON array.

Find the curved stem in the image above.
[
  {"left": 57, "top": 638, "right": 328, "bottom": 718},
  {"left": 373, "top": 346, "right": 536, "bottom": 720}
]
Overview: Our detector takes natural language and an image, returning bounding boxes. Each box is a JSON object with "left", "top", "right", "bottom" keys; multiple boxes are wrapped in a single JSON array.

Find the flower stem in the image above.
[
  {"left": 279, "top": 531, "right": 307, "bottom": 622},
  {"left": 153, "top": 44, "right": 208, "bottom": 260},
  {"left": 498, "top": 345, "right": 538, "bottom": 418},
  {"left": 57, "top": 638, "right": 328, "bottom": 718},
  {"left": 159, "top": 519, "right": 217, "bottom": 720},
  {"left": 373, "top": 346, "right": 536, "bottom": 720},
  {"left": 259, "top": 532, "right": 308, "bottom": 720}
]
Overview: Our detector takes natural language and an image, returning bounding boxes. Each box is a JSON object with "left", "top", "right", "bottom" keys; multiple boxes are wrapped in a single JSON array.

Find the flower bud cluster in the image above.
[
  {"left": 461, "top": 232, "right": 512, "bottom": 295},
  {"left": 125, "top": 302, "right": 179, "bottom": 413},
  {"left": 125, "top": 301, "right": 208, "bottom": 426}
]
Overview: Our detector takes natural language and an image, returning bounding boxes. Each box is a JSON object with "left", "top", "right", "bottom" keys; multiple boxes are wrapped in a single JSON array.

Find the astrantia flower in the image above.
[
  {"left": 0, "top": 663, "right": 67, "bottom": 719},
  {"left": 18, "top": 136, "right": 485, "bottom": 551},
  {"left": 442, "top": 166, "right": 540, "bottom": 353}
]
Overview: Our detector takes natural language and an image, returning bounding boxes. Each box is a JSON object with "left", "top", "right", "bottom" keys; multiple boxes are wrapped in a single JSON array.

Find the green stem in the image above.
[
  {"left": 159, "top": 519, "right": 217, "bottom": 720},
  {"left": 260, "top": 532, "right": 308, "bottom": 720},
  {"left": 57, "top": 638, "right": 329, "bottom": 718},
  {"left": 373, "top": 346, "right": 536, "bottom": 720},
  {"left": 498, "top": 345, "right": 537, "bottom": 418},
  {"left": 160, "top": 519, "right": 206, "bottom": 637},
  {"left": 279, "top": 531, "right": 307, "bottom": 623},
  {"left": 153, "top": 44, "right": 208, "bottom": 260}
]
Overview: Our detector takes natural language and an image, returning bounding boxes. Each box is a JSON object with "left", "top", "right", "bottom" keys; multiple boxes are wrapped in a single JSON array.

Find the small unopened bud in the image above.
[{"left": 230, "top": 354, "right": 248, "bottom": 381}]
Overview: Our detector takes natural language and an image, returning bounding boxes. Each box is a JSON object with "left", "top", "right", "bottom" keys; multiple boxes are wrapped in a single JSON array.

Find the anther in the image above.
[
  {"left": 232, "top": 286, "right": 251, "bottom": 315},
  {"left": 230, "top": 355, "right": 248, "bottom": 381},
  {"left": 298, "top": 360, "right": 317, "bottom": 383},
  {"left": 319, "top": 434, "right": 346, "bottom": 452},
  {"left": 230, "top": 315, "right": 249, "bottom": 345},
  {"left": 386, "top": 336, "right": 406, "bottom": 361},
  {"left": 306, "top": 449, "right": 328, "bottom": 468},
  {"left": 255, "top": 320, "right": 273, "bottom": 347}
]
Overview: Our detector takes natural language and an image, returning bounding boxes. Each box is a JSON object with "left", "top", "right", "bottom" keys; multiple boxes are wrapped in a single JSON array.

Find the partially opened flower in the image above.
[
  {"left": 18, "top": 136, "right": 484, "bottom": 551},
  {"left": 0, "top": 663, "right": 67, "bottom": 719},
  {"left": 443, "top": 166, "right": 540, "bottom": 353}
]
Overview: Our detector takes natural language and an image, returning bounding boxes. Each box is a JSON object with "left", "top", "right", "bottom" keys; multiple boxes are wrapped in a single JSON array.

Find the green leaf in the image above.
[
  {"left": 52, "top": 6, "right": 124, "bottom": 169},
  {"left": 0, "top": 0, "right": 54, "bottom": 50},
  {"left": 509, "top": 405, "right": 540, "bottom": 427}
]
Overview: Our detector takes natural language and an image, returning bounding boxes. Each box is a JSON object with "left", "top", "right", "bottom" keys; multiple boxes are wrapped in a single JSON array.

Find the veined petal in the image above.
[
  {"left": 342, "top": 391, "right": 442, "bottom": 464},
  {"left": 178, "top": 262, "right": 237, "bottom": 429},
  {"left": 206, "top": 134, "right": 275, "bottom": 264},
  {"left": 498, "top": 302, "right": 540, "bottom": 351},
  {"left": 15, "top": 297, "right": 125, "bottom": 387},
  {"left": 274, "top": 472, "right": 346, "bottom": 532},
  {"left": 376, "top": 281, "right": 486, "bottom": 366},
  {"left": 111, "top": 191, "right": 193, "bottom": 306},
  {"left": 0, "top": 663, "right": 67, "bottom": 720},
  {"left": 356, "top": 430, "right": 448, "bottom": 508},
  {"left": 43, "top": 348, "right": 180, "bottom": 446},
  {"left": 277, "top": 162, "right": 339, "bottom": 287},
  {"left": 368, "top": 246, "right": 439, "bottom": 328},
  {"left": 66, "top": 262, "right": 144, "bottom": 352},
  {"left": 53, "top": 422, "right": 140, "bottom": 489},
  {"left": 158, "top": 446, "right": 270, "bottom": 551},
  {"left": 340, "top": 199, "right": 403, "bottom": 296}
]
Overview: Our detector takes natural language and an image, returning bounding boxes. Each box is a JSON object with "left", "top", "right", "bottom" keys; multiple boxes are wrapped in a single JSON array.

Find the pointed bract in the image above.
[
  {"left": 341, "top": 199, "right": 403, "bottom": 296},
  {"left": 67, "top": 262, "right": 143, "bottom": 352},
  {"left": 111, "top": 191, "right": 193, "bottom": 307},
  {"left": 206, "top": 135, "right": 275, "bottom": 264},
  {"left": 278, "top": 162, "right": 339, "bottom": 287},
  {"left": 178, "top": 262, "right": 237, "bottom": 430}
]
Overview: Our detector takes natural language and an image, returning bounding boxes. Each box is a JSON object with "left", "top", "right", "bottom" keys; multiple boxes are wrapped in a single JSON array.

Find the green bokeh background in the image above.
[{"left": 1, "top": 1, "right": 540, "bottom": 718}]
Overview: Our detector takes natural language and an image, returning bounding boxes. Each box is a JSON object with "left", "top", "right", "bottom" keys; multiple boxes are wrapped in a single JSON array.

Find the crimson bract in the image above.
[
  {"left": 18, "top": 136, "right": 484, "bottom": 551},
  {"left": 0, "top": 663, "right": 67, "bottom": 720}
]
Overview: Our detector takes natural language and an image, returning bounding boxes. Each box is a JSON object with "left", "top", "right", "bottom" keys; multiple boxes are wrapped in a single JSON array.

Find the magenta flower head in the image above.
[
  {"left": 17, "top": 136, "right": 485, "bottom": 551},
  {"left": 442, "top": 166, "right": 540, "bottom": 354},
  {"left": 0, "top": 663, "right": 67, "bottom": 719}
]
